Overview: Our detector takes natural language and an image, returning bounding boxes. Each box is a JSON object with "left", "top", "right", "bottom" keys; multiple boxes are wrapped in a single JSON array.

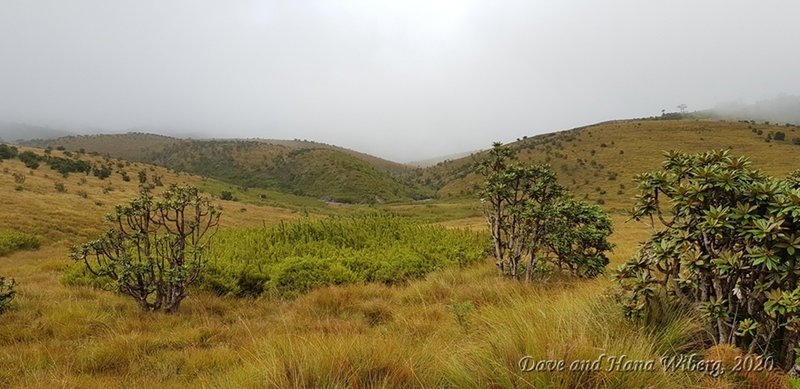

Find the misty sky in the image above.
[{"left": 1, "top": 1, "right": 799, "bottom": 161}]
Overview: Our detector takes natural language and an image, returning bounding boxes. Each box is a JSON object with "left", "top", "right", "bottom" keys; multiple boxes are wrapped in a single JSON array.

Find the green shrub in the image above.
[
  {"left": 93, "top": 165, "right": 111, "bottom": 179},
  {"left": 0, "top": 230, "right": 41, "bottom": 257},
  {"left": 271, "top": 258, "right": 356, "bottom": 297},
  {"left": 60, "top": 264, "right": 112, "bottom": 289},
  {"left": 18, "top": 151, "right": 40, "bottom": 169},
  {"left": 202, "top": 213, "right": 487, "bottom": 297},
  {"left": 0, "top": 144, "right": 18, "bottom": 160},
  {"left": 45, "top": 156, "right": 91, "bottom": 175},
  {"left": 220, "top": 191, "right": 234, "bottom": 201},
  {"left": 774, "top": 131, "right": 786, "bottom": 141},
  {"left": 70, "top": 186, "right": 221, "bottom": 313},
  {"left": 617, "top": 150, "right": 800, "bottom": 369}
]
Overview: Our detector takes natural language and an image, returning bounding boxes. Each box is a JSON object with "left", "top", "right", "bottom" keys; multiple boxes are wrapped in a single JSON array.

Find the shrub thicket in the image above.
[
  {"left": 18, "top": 151, "right": 41, "bottom": 169},
  {"left": 199, "top": 213, "right": 487, "bottom": 297}
]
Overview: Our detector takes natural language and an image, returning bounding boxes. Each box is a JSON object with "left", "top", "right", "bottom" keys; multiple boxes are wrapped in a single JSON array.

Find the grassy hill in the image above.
[
  {"left": 0, "top": 146, "right": 313, "bottom": 245},
  {"left": 416, "top": 118, "right": 800, "bottom": 210},
  {"left": 25, "top": 134, "right": 431, "bottom": 203}
]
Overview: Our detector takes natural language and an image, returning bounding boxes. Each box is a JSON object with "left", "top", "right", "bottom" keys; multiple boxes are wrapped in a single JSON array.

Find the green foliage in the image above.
[
  {"left": 219, "top": 191, "right": 234, "bottom": 201},
  {"left": 93, "top": 165, "right": 111, "bottom": 179},
  {"left": 18, "top": 150, "right": 41, "bottom": 169},
  {"left": 145, "top": 141, "right": 431, "bottom": 204},
  {"left": 774, "top": 131, "right": 786, "bottom": 141},
  {"left": 546, "top": 199, "right": 613, "bottom": 277},
  {"left": 70, "top": 186, "right": 221, "bottom": 313},
  {"left": 477, "top": 142, "right": 613, "bottom": 280},
  {"left": 201, "top": 213, "right": 487, "bottom": 297},
  {"left": 616, "top": 149, "right": 800, "bottom": 368},
  {"left": 0, "top": 276, "right": 15, "bottom": 313},
  {"left": 0, "top": 230, "right": 41, "bottom": 257},
  {"left": 0, "top": 144, "right": 18, "bottom": 160},
  {"left": 45, "top": 156, "right": 92, "bottom": 175}
]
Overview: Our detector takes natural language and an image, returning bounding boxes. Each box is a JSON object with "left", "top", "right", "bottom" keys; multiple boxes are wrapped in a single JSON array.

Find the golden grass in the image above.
[
  {"left": 0, "top": 225, "right": 727, "bottom": 388},
  {"left": 432, "top": 119, "right": 800, "bottom": 211},
  {"left": 0, "top": 145, "right": 791, "bottom": 387}
]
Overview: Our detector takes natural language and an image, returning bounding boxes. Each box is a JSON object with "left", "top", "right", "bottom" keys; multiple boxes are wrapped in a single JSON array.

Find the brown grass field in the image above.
[{"left": 2, "top": 122, "right": 798, "bottom": 388}]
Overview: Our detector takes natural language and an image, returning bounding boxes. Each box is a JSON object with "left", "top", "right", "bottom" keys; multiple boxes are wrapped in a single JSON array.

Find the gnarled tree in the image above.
[
  {"left": 478, "top": 142, "right": 612, "bottom": 280},
  {"left": 71, "top": 185, "right": 221, "bottom": 313}
]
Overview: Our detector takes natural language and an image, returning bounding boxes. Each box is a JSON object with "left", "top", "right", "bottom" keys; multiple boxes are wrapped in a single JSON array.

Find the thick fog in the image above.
[{"left": 1, "top": 1, "right": 799, "bottom": 161}]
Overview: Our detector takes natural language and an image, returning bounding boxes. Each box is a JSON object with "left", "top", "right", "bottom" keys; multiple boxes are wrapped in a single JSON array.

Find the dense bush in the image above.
[
  {"left": 616, "top": 150, "right": 800, "bottom": 369},
  {"left": 45, "top": 156, "right": 92, "bottom": 175},
  {"left": 201, "top": 213, "right": 487, "bottom": 297},
  {"left": 17, "top": 151, "right": 41, "bottom": 169},
  {"left": 93, "top": 165, "right": 112, "bottom": 179},
  {"left": 219, "top": 191, "right": 234, "bottom": 200},
  {"left": 0, "top": 230, "right": 41, "bottom": 257},
  {"left": 774, "top": 131, "right": 786, "bottom": 141},
  {"left": 477, "top": 143, "right": 613, "bottom": 280},
  {"left": 0, "top": 144, "right": 18, "bottom": 160}
]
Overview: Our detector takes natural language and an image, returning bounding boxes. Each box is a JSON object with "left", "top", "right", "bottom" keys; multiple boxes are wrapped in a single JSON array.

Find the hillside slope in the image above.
[
  {"left": 0, "top": 146, "right": 309, "bottom": 245},
  {"left": 25, "top": 134, "right": 430, "bottom": 203},
  {"left": 418, "top": 118, "right": 800, "bottom": 210}
]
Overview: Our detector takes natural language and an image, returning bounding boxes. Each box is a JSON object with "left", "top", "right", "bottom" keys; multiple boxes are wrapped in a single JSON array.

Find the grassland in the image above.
[
  {"left": 419, "top": 119, "right": 800, "bottom": 211},
  {"left": 3, "top": 120, "right": 800, "bottom": 387}
]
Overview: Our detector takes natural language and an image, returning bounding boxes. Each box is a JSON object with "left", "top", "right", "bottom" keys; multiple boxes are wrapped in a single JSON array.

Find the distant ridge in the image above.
[
  {"left": 406, "top": 151, "right": 478, "bottom": 168},
  {"left": 0, "top": 122, "right": 74, "bottom": 143},
  {"left": 23, "top": 132, "right": 431, "bottom": 203}
]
